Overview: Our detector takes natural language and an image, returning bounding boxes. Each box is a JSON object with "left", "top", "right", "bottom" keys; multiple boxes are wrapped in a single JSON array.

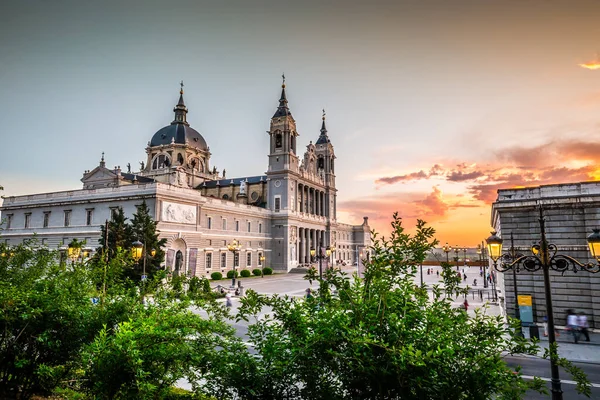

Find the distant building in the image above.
[
  {"left": 0, "top": 80, "right": 370, "bottom": 275},
  {"left": 491, "top": 182, "right": 600, "bottom": 329}
]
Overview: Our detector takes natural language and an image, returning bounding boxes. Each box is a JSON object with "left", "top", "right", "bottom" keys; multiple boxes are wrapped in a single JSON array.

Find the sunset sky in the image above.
[{"left": 1, "top": 0, "right": 600, "bottom": 247}]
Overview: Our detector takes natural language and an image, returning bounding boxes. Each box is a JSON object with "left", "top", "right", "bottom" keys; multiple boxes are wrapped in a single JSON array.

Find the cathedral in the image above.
[{"left": 0, "top": 80, "right": 370, "bottom": 275}]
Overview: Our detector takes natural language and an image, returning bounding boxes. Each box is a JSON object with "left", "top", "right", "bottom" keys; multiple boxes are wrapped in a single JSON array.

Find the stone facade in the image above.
[
  {"left": 491, "top": 182, "right": 600, "bottom": 329},
  {"left": 0, "top": 81, "right": 370, "bottom": 275}
]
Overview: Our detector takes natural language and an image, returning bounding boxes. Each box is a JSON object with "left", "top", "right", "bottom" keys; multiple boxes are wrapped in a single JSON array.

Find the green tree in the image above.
[
  {"left": 0, "top": 242, "right": 123, "bottom": 398},
  {"left": 129, "top": 200, "right": 167, "bottom": 281},
  {"left": 98, "top": 207, "right": 132, "bottom": 259},
  {"left": 210, "top": 213, "right": 590, "bottom": 399}
]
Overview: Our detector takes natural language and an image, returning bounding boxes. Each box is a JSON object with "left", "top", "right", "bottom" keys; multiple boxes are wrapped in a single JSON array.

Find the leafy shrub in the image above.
[
  {"left": 240, "top": 269, "right": 251, "bottom": 278},
  {"left": 262, "top": 267, "right": 273, "bottom": 275},
  {"left": 252, "top": 268, "right": 262, "bottom": 276},
  {"left": 188, "top": 276, "right": 201, "bottom": 294},
  {"left": 202, "top": 277, "right": 211, "bottom": 293},
  {"left": 226, "top": 270, "right": 239, "bottom": 279},
  {"left": 211, "top": 272, "right": 223, "bottom": 280}
]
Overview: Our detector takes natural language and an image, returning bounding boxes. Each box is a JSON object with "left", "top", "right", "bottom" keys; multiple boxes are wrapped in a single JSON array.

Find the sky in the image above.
[{"left": 1, "top": 0, "right": 600, "bottom": 247}]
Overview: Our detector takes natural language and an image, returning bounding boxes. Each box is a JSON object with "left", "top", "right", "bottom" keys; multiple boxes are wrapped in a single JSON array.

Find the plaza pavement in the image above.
[{"left": 213, "top": 264, "right": 600, "bottom": 364}]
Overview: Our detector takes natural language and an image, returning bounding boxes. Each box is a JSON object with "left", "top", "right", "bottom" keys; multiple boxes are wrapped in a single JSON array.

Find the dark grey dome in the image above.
[{"left": 150, "top": 123, "right": 208, "bottom": 150}]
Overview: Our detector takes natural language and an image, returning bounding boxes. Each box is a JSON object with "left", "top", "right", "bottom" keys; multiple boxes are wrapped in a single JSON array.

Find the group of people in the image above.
[{"left": 565, "top": 309, "right": 590, "bottom": 343}]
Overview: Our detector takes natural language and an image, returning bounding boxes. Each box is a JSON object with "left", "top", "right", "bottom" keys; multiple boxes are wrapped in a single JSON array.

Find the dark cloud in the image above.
[{"left": 446, "top": 170, "right": 485, "bottom": 182}]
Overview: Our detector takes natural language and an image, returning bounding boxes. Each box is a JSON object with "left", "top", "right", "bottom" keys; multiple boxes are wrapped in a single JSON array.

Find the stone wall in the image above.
[{"left": 492, "top": 182, "right": 600, "bottom": 329}]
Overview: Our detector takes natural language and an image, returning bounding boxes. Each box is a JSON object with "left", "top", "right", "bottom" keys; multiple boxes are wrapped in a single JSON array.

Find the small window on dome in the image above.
[{"left": 194, "top": 137, "right": 198, "bottom": 142}]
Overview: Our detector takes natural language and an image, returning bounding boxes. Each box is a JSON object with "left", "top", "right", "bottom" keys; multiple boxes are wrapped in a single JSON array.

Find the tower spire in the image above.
[
  {"left": 272, "top": 74, "right": 292, "bottom": 118},
  {"left": 316, "top": 109, "right": 330, "bottom": 145},
  {"left": 172, "top": 81, "right": 189, "bottom": 125}
]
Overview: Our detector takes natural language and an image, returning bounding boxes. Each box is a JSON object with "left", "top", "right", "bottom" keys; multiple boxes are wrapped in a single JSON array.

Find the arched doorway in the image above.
[{"left": 175, "top": 250, "right": 184, "bottom": 276}]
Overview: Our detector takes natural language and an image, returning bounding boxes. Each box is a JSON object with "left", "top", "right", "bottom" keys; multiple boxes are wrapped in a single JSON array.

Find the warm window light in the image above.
[
  {"left": 587, "top": 229, "right": 600, "bottom": 262},
  {"left": 485, "top": 232, "right": 503, "bottom": 262},
  {"left": 132, "top": 241, "right": 143, "bottom": 261}
]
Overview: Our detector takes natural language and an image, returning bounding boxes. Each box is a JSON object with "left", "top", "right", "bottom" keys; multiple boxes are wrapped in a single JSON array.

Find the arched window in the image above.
[
  {"left": 275, "top": 133, "right": 283, "bottom": 148},
  {"left": 177, "top": 153, "right": 184, "bottom": 165},
  {"left": 317, "top": 156, "right": 324, "bottom": 170},
  {"left": 152, "top": 154, "right": 171, "bottom": 170}
]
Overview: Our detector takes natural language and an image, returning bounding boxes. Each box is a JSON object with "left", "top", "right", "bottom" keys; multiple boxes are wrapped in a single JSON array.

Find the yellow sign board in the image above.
[{"left": 518, "top": 295, "right": 532, "bottom": 307}]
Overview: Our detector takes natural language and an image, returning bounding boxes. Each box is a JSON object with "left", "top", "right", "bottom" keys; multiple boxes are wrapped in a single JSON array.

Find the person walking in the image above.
[
  {"left": 578, "top": 312, "right": 590, "bottom": 342},
  {"left": 305, "top": 288, "right": 313, "bottom": 299},
  {"left": 225, "top": 293, "right": 233, "bottom": 309},
  {"left": 463, "top": 299, "right": 469, "bottom": 312},
  {"left": 566, "top": 309, "right": 580, "bottom": 344}
]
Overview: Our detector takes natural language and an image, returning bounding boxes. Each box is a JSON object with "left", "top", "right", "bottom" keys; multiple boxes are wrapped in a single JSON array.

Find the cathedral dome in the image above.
[
  {"left": 149, "top": 83, "right": 209, "bottom": 151},
  {"left": 150, "top": 124, "right": 208, "bottom": 150}
]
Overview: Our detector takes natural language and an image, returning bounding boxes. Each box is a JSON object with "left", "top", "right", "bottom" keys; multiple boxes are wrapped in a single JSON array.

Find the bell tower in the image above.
[
  {"left": 267, "top": 75, "right": 299, "bottom": 173},
  {"left": 315, "top": 110, "right": 337, "bottom": 220}
]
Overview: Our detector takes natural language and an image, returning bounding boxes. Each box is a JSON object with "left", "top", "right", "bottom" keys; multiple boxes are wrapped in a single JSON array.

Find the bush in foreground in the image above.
[{"left": 207, "top": 213, "right": 592, "bottom": 399}]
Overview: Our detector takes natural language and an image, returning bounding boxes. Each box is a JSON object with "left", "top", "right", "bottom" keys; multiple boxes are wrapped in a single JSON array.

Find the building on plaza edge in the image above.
[
  {"left": 0, "top": 80, "right": 371, "bottom": 276},
  {"left": 491, "top": 182, "right": 600, "bottom": 329}
]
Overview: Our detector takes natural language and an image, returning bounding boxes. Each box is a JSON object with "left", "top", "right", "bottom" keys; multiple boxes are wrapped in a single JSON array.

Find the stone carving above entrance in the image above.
[{"left": 162, "top": 201, "right": 196, "bottom": 224}]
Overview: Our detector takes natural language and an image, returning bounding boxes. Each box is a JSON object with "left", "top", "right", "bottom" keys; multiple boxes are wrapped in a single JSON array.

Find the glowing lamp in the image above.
[
  {"left": 587, "top": 229, "right": 600, "bottom": 262},
  {"left": 485, "top": 232, "right": 503, "bottom": 262},
  {"left": 310, "top": 247, "right": 316, "bottom": 257},
  {"left": 150, "top": 249, "right": 157, "bottom": 257},
  {"left": 68, "top": 243, "right": 81, "bottom": 260},
  {"left": 131, "top": 241, "right": 143, "bottom": 261},
  {"left": 325, "top": 246, "right": 331, "bottom": 257}
]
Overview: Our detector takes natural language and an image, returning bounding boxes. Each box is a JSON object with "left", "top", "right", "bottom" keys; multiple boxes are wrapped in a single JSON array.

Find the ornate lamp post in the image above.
[
  {"left": 462, "top": 248, "right": 467, "bottom": 267},
  {"left": 131, "top": 241, "right": 156, "bottom": 282},
  {"left": 442, "top": 243, "right": 451, "bottom": 264},
  {"left": 227, "top": 239, "right": 242, "bottom": 287},
  {"left": 486, "top": 207, "right": 600, "bottom": 400},
  {"left": 310, "top": 241, "right": 331, "bottom": 279}
]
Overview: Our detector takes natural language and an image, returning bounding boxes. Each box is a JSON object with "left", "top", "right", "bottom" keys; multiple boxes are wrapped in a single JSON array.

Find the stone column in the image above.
[{"left": 299, "top": 184, "right": 303, "bottom": 212}]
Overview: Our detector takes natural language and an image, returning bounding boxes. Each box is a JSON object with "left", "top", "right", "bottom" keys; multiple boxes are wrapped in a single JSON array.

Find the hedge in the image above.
[
  {"left": 226, "top": 270, "right": 239, "bottom": 279},
  {"left": 211, "top": 272, "right": 223, "bottom": 280},
  {"left": 252, "top": 268, "right": 262, "bottom": 276},
  {"left": 240, "top": 269, "right": 251, "bottom": 278},
  {"left": 262, "top": 267, "right": 273, "bottom": 275}
]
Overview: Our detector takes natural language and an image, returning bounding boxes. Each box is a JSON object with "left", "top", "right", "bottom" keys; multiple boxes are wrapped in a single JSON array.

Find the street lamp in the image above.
[
  {"left": 486, "top": 207, "right": 600, "bottom": 400},
  {"left": 131, "top": 240, "right": 155, "bottom": 282},
  {"left": 463, "top": 248, "right": 467, "bottom": 267},
  {"left": 67, "top": 242, "right": 81, "bottom": 261},
  {"left": 476, "top": 244, "right": 488, "bottom": 289},
  {"left": 310, "top": 241, "right": 331, "bottom": 279},
  {"left": 259, "top": 254, "right": 266, "bottom": 278},
  {"left": 227, "top": 239, "right": 242, "bottom": 287},
  {"left": 330, "top": 244, "right": 336, "bottom": 266},
  {"left": 454, "top": 246, "right": 460, "bottom": 270},
  {"left": 442, "top": 243, "right": 451, "bottom": 264}
]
